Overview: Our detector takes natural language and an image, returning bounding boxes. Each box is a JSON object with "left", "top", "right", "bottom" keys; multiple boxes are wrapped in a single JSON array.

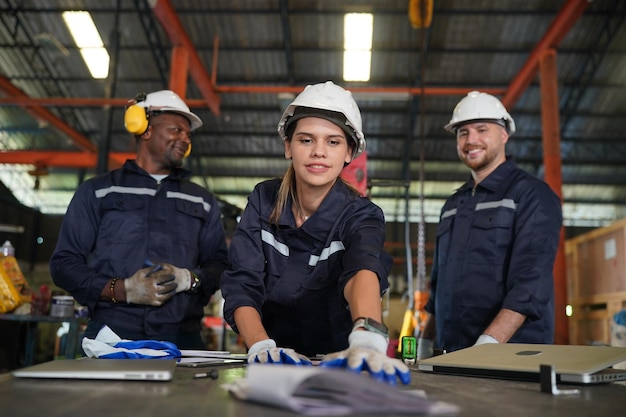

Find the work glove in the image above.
[
  {"left": 417, "top": 337, "right": 434, "bottom": 360},
  {"left": 123, "top": 264, "right": 177, "bottom": 306},
  {"left": 247, "top": 339, "right": 312, "bottom": 366},
  {"left": 160, "top": 263, "right": 192, "bottom": 293},
  {"left": 320, "top": 331, "right": 411, "bottom": 385},
  {"left": 474, "top": 334, "right": 499, "bottom": 346}
]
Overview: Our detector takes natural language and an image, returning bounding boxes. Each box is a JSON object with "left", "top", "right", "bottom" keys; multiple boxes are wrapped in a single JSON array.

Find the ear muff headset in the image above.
[{"left": 124, "top": 93, "right": 149, "bottom": 135}]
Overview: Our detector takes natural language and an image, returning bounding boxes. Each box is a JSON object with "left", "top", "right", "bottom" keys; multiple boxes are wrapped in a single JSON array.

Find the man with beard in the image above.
[
  {"left": 417, "top": 91, "right": 562, "bottom": 359},
  {"left": 50, "top": 90, "right": 228, "bottom": 349}
]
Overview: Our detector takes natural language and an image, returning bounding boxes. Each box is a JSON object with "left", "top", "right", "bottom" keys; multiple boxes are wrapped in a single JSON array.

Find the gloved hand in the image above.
[
  {"left": 474, "top": 334, "right": 499, "bottom": 346},
  {"left": 320, "top": 331, "right": 411, "bottom": 385},
  {"left": 123, "top": 264, "right": 177, "bottom": 306},
  {"left": 247, "top": 339, "right": 312, "bottom": 366},
  {"left": 417, "top": 337, "right": 434, "bottom": 360},
  {"left": 160, "top": 263, "right": 191, "bottom": 293}
]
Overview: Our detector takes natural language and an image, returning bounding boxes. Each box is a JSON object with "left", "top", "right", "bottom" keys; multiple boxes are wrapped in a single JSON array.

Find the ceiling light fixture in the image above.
[
  {"left": 62, "top": 11, "right": 110, "bottom": 79},
  {"left": 343, "top": 13, "right": 373, "bottom": 82}
]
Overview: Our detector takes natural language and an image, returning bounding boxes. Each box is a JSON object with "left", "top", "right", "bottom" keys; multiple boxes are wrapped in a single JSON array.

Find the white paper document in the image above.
[
  {"left": 223, "top": 364, "right": 459, "bottom": 415},
  {"left": 179, "top": 350, "right": 247, "bottom": 360},
  {"left": 177, "top": 350, "right": 247, "bottom": 367}
]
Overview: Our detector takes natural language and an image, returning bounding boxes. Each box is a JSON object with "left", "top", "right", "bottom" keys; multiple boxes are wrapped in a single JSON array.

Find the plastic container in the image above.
[
  {"left": 1, "top": 241, "right": 15, "bottom": 257},
  {"left": 49, "top": 295, "right": 75, "bottom": 317}
]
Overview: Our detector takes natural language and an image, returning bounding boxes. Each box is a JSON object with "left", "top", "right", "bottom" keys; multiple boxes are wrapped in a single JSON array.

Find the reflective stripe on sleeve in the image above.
[{"left": 261, "top": 230, "right": 289, "bottom": 257}]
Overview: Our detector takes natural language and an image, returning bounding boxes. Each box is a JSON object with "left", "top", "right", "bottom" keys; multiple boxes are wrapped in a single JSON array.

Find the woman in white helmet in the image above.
[
  {"left": 418, "top": 91, "right": 562, "bottom": 359},
  {"left": 221, "top": 81, "right": 409, "bottom": 385}
]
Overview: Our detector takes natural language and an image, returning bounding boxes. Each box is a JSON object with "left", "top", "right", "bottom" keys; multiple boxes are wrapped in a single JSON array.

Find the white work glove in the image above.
[
  {"left": 247, "top": 339, "right": 312, "bottom": 366},
  {"left": 319, "top": 331, "right": 411, "bottom": 385},
  {"left": 474, "top": 334, "right": 499, "bottom": 346},
  {"left": 123, "top": 264, "right": 177, "bottom": 306},
  {"left": 417, "top": 337, "right": 434, "bottom": 360},
  {"left": 161, "top": 263, "right": 191, "bottom": 293}
]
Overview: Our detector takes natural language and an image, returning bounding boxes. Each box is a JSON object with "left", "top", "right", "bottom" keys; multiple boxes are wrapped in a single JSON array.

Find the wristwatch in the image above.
[
  {"left": 188, "top": 271, "right": 201, "bottom": 293},
  {"left": 352, "top": 317, "right": 388, "bottom": 337}
]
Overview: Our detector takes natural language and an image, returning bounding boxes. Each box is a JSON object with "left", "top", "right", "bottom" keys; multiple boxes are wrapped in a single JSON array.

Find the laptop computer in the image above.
[
  {"left": 11, "top": 358, "right": 176, "bottom": 381},
  {"left": 417, "top": 343, "right": 626, "bottom": 384}
]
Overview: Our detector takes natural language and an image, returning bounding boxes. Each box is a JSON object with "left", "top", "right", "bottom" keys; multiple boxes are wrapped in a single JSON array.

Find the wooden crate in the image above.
[
  {"left": 568, "top": 292, "right": 626, "bottom": 345},
  {"left": 566, "top": 218, "right": 626, "bottom": 344},
  {"left": 566, "top": 218, "right": 626, "bottom": 299}
]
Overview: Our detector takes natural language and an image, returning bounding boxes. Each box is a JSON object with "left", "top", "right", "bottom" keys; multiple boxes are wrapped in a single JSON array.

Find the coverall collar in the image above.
[
  {"left": 460, "top": 156, "right": 517, "bottom": 194},
  {"left": 123, "top": 159, "right": 192, "bottom": 181}
]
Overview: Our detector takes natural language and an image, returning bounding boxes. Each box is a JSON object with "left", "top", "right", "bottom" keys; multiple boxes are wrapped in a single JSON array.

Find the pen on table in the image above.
[{"left": 194, "top": 370, "right": 219, "bottom": 379}]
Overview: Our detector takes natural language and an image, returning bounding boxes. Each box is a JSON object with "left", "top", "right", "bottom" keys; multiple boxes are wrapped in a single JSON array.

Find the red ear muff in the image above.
[{"left": 124, "top": 92, "right": 149, "bottom": 135}]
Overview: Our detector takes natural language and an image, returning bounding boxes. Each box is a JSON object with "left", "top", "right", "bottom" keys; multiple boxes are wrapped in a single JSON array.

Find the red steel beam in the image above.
[
  {"left": 540, "top": 49, "right": 568, "bottom": 345},
  {"left": 0, "top": 86, "right": 507, "bottom": 107},
  {"left": 0, "top": 75, "right": 97, "bottom": 153},
  {"left": 502, "top": 0, "right": 590, "bottom": 108},
  {"left": 0, "top": 151, "right": 134, "bottom": 168},
  {"left": 169, "top": 45, "right": 190, "bottom": 97},
  {"left": 150, "top": 0, "right": 221, "bottom": 115}
]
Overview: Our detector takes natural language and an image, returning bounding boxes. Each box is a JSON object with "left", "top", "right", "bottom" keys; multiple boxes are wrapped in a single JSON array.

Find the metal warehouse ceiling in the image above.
[{"left": 1, "top": 0, "right": 626, "bottom": 227}]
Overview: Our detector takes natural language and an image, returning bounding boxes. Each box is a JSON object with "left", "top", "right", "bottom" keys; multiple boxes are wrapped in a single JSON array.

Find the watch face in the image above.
[
  {"left": 354, "top": 317, "right": 388, "bottom": 335},
  {"left": 365, "top": 318, "right": 388, "bottom": 333}
]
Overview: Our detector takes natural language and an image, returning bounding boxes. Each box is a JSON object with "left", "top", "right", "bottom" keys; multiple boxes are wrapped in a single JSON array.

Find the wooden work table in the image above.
[{"left": 1, "top": 363, "right": 625, "bottom": 416}]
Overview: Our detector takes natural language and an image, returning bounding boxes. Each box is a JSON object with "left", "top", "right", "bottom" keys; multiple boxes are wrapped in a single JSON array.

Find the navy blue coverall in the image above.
[
  {"left": 50, "top": 160, "right": 228, "bottom": 347},
  {"left": 425, "top": 158, "right": 562, "bottom": 352},
  {"left": 221, "top": 179, "right": 392, "bottom": 357}
]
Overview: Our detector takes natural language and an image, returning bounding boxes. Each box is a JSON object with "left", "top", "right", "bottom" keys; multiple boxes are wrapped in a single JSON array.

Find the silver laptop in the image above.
[
  {"left": 417, "top": 343, "right": 626, "bottom": 384},
  {"left": 11, "top": 358, "right": 176, "bottom": 381}
]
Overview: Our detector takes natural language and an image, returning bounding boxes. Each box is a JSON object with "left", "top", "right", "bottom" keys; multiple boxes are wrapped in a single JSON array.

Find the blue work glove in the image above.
[
  {"left": 247, "top": 339, "right": 312, "bottom": 366},
  {"left": 417, "top": 337, "right": 434, "bottom": 360},
  {"left": 320, "top": 331, "right": 411, "bottom": 385},
  {"left": 474, "top": 334, "right": 499, "bottom": 346}
]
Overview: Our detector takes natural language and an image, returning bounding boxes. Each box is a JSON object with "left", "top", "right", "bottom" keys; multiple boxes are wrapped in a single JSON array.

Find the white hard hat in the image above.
[
  {"left": 139, "top": 90, "right": 203, "bottom": 131},
  {"left": 444, "top": 91, "right": 515, "bottom": 136},
  {"left": 277, "top": 81, "right": 366, "bottom": 159}
]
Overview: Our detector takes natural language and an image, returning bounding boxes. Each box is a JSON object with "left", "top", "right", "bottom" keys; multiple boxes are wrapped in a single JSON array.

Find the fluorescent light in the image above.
[
  {"left": 343, "top": 50, "right": 372, "bottom": 82},
  {"left": 343, "top": 13, "right": 373, "bottom": 82},
  {"left": 79, "top": 48, "right": 110, "bottom": 79},
  {"left": 62, "top": 11, "right": 109, "bottom": 79}
]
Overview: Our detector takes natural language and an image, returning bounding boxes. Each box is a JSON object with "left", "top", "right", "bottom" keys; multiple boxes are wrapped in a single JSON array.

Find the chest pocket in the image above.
[
  {"left": 301, "top": 241, "right": 345, "bottom": 291},
  {"left": 468, "top": 208, "right": 514, "bottom": 265},
  {"left": 435, "top": 215, "right": 454, "bottom": 268},
  {"left": 260, "top": 230, "right": 290, "bottom": 294},
  {"left": 99, "top": 195, "right": 146, "bottom": 243},
  {"left": 172, "top": 198, "right": 206, "bottom": 249},
  {"left": 175, "top": 198, "right": 206, "bottom": 219}
]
